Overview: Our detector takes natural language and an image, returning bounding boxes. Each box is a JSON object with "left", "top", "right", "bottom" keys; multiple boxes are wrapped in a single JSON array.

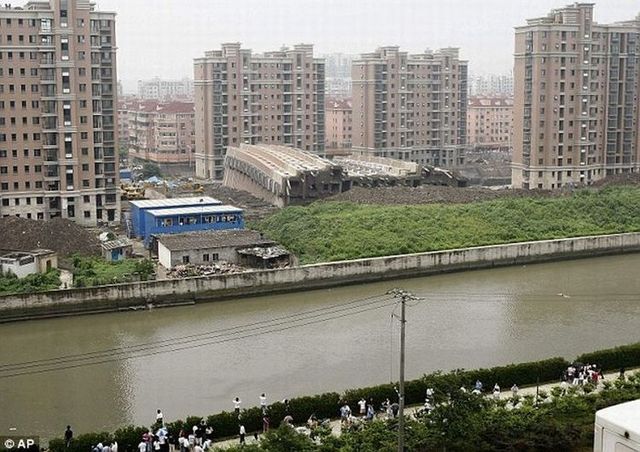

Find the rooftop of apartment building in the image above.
[
  {"left": 523, "top": 2, "right": 640, "bottom": 27},
  {"left": 354, "top": 46, "right": 466, "bottom": 63},
  {"left": 198, "top": 42, "right": 320, "bottom": 61},
  {"left": 468, "top": 97, "right": 514, "bottom": 108},
  {"left": 118, "top": 100, "right": 194, "bottom": 114},
  {"left": 10, "top": 0, "right": 114, "bottom": 13},
  {"left": 326, "top": 98, "right": 352, "bottom": 110}
]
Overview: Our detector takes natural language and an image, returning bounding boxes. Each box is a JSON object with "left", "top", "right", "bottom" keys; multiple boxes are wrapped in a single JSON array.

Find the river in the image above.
[{"left": 1, "top": 253, "right": 640, "bottom": 441}]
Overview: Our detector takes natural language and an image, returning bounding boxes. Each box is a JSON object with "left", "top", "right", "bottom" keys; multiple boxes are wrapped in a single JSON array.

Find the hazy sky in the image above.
[{"left": 93, "top": 0, "right": 638, "bottom": 91}]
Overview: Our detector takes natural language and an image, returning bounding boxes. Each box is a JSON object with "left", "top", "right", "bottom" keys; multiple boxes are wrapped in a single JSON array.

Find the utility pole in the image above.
[
  {"left": 387, "top": 288, "right": 422, "bottom": 452},
  {"left": 398, "top": 293, "right": 406, "bottom": 452}
]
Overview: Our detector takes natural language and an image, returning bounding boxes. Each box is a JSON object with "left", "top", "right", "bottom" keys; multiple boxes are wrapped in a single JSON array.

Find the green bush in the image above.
[
  {"left": 49, "top": 432, "right": 112, "bottom": 452},
  {"left": 72, "top": 255, "right": 155, "bottom": 288},
  {"left": 254, "top": 186, "right": 640, "bottom": 264},
  {"left": 0, "top": 269, "right": 61, "bottom": 296},
  {"left": 576, "top": 342, "right": 640, "bottom": 372},
  {"left": 113, "top": 425, "right": 148, "bottom": 452},
  {"left": 342, "top": 357, "right": 569, "bottom": 410}
]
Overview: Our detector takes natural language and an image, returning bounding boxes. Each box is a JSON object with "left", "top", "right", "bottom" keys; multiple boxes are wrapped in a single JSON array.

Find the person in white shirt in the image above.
[
  {"left": 358, "top": 398, "right": 366, "bottom": 416},
  {"left": 259, "top": 393, "right": 267, "bottom": 414},
  {"left": 156, "top": 410, "right": 163, "bottom": 426},
  {"left": 137, "top": 441, "right": 147, "bottom": 452},
  {"left": 238, "top": 425, "right": 246, "bottom": 445},
  {"left": 233, "top": 397, "right": 242, "bottom": 417}
]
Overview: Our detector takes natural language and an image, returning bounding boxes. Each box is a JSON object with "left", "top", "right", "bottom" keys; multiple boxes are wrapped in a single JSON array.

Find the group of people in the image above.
[
  {"left": 338, "top": 397, "right": 400, "bottom": 429},
  {"left": 453, "top": 381, "right": 520, "bottom": 400},
  {"left": 230, "top": 393, "right": 290, "bottom": 445},
  {"left": 561, "top": 363, "right": 603, "bottom": 387}
]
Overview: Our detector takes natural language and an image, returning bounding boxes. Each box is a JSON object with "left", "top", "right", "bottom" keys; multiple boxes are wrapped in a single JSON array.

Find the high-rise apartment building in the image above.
[
  {"left": 351, "top": 46, "right": 468, "bottom": 168},
  {"left": 467, "top": 96, "right": 513, "bottom": 150},
  {"left": 325, "top": 98, "right": 352, "bottom": 150},
  {"left": 194, "top": 43, "right": 325, "bottom": 180},
  {"left": 119, "top": 100, "right": 195, "bottom": 172},
  {"left": 137, "top": 77, "right": 194, "bottom": 101},
  {"left": 0, "top": 0, "right": 118, "bottom": 225},
  {"left": 513, "top": 3, "right": 640, "bottom": 189},
  {"left": 469, "top": 73, "right": 514, "bottom": 97},
  {"left": 324, "top": 53, "right": 353, "bottom": 98}
]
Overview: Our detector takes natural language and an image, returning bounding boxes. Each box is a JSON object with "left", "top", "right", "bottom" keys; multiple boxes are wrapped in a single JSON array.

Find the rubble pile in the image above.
[
  {"left": 166, "top": 261, "right": 248, "bottom": 279},
  {"left": 199, "top": 185, "right": 279, "bottom": 222},
  {"left": 324, "top": 185, "right": 562, "bottom": 206},
  {"left": 0, "top": 217, "right": 101, "bottom": 257}
]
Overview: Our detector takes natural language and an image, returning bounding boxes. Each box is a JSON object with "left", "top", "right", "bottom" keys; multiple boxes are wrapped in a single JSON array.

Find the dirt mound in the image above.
[
  {"left": 0, "top": 217, "right": 101, "bottom": 257},
  {"left": 202, "top": 185, "right": 279, "bottom": 222},
  {"left": 324, "top": 185, "right": 561, "bottom": 206},
  {"left": 591, "top": 173, "right": 640, "bottom": 188}
]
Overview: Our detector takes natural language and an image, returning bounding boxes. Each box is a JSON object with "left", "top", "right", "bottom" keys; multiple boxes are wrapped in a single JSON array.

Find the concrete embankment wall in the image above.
[{"left": 2, "top": 233, "right": 640, "bottom": 322}]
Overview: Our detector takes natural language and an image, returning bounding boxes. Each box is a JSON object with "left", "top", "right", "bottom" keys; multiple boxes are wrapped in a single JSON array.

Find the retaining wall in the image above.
[{"left": 2, "top": 232, "right": 640, "bottom": 322}]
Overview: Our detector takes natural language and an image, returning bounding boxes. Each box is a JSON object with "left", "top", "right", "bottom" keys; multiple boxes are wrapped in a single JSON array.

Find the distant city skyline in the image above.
[{"left": 96, "top": 0, "right": 637, "bottom": 90}]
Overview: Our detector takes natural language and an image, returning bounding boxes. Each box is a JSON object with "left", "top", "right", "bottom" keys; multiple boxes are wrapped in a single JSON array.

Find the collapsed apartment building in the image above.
[
  {"left": 223, "top": 144, "right": 344, "bottom": 207},
  {"left": 223, "top": 144, "right": 465, "bottom": 207}
]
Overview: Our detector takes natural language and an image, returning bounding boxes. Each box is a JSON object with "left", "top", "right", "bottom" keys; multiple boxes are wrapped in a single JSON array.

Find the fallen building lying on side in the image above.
[
  {"left": 333, "top": 155, "right": 423, "bottom": 188},
  {"left": 223, "top": 144, "right": 344, "bottom": 207},
  {"left": 223, "top": 144, "right": 467, "bottom": 206}
]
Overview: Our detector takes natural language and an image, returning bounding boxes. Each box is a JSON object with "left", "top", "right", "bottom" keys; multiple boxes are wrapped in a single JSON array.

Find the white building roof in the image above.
[
  {"left": 130, "top": 197, "right": 221, "bottom": 209},
  {"left": 596, "top": 399, "right": 640, "bottom": 441},
  {"left": 146, "top": 205, "right": 243, "bottom": 217}
]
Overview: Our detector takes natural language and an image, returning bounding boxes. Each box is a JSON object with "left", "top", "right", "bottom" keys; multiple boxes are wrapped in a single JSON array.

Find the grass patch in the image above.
[
  {"left": 0, "top": 269, "right": 61, "bottom": 296},
  {"left": 255, "top": 186, "right": 640, "bottom": 264},
  {"left": 72, "top": 255, "right": 155, "bottom": 287}
]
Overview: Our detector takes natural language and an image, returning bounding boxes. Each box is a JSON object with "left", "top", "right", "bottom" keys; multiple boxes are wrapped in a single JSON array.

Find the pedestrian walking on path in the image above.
[
  {"left": 238, "top": 425, "right": 245, "bottom": 445},
  {"left": 493, "top": 383, "right": 501, "bottom": 400}
]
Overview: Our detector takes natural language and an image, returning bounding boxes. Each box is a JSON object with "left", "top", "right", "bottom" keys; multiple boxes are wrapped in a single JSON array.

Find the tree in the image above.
[{"left": 142, "top": 162, "right": 162, "bottom": 179}]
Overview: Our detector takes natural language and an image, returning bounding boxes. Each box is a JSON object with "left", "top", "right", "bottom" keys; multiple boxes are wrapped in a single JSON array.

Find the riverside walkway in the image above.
[{"left": 210, "top": 368, "right": 632, "bottom": 450}]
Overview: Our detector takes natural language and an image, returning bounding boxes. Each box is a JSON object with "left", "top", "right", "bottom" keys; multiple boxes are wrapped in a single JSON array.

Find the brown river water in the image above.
[{"left": 1, "top": 253, "right": 639, "bottom": 441}]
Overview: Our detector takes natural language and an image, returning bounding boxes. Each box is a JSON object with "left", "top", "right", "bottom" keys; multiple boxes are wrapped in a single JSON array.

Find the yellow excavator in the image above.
[
  {"left": 181, "top": 182, "right": 204, "bottom": 194},
  {"left": 120, "top": 183, "right": 146, "bottom": 200}
]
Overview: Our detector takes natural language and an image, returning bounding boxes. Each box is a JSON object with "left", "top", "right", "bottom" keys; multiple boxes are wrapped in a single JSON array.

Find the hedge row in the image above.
[
  {"left": 577, "top": 342, "right": 640, "bottom": 372},
  {"left": 48, "top": 342, "right": 640, "bottom": 452},
  {"left": 341, "top": 357, "right": 569, "bottom": 409}
]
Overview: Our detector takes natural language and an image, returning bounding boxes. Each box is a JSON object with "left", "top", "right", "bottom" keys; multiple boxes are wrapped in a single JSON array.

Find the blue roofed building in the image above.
[
  {"left": 128, "top": 197, "right": 222, "bottom": 239},
  {"left": 143, "top": 205, "right": 244, "bottom": 247}
]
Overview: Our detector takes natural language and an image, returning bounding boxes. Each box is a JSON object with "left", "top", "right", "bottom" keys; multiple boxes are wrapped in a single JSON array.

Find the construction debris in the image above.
[{"left": 166, "top": 262, "right": 248, "bottom": 279}]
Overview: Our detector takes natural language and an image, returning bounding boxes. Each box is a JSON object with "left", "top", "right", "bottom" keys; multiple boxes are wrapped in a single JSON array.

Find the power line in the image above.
[
  {"left": 0, "top": 298, "right": 396, "bottom": 379},
  {"left": 0, "top": 293, "right": 391, "bottom": 371}
]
